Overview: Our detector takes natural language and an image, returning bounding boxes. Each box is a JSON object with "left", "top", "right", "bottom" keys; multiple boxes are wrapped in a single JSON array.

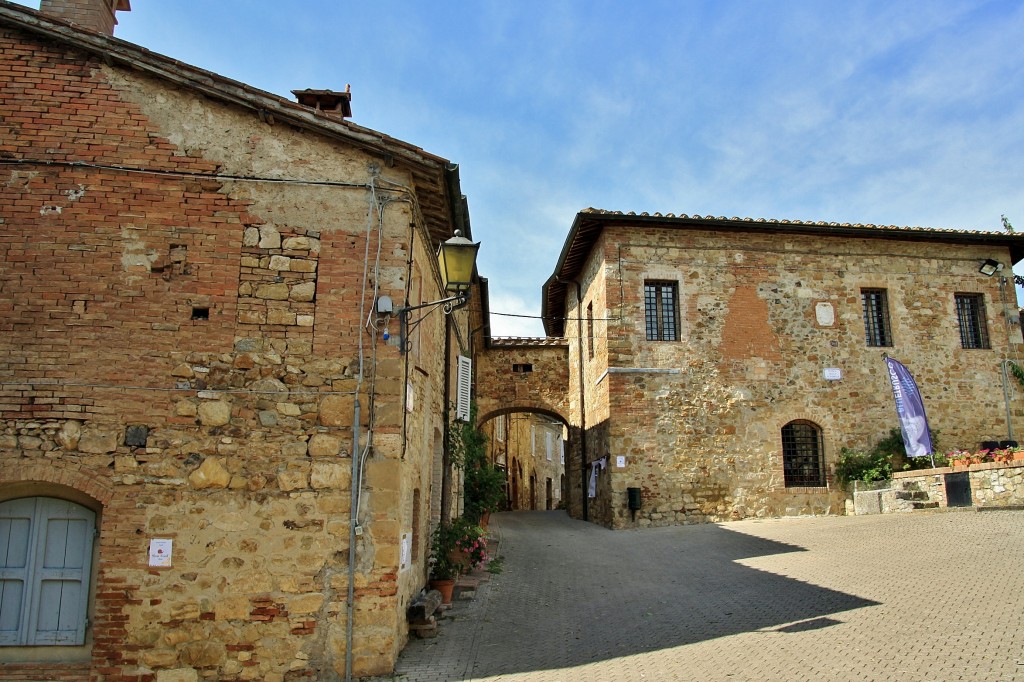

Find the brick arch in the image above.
[
  {"left": 478, "top": 404, "right": 568, "bottom": 428},
  {"left": 474, "top": 339, "right": 570, "bottom": 429},
  {"left": 775, "top": 411, "right": 841, "bottom": 457},
  {"left": 0, "top": 460, "right": 114, "bottom": 506}
]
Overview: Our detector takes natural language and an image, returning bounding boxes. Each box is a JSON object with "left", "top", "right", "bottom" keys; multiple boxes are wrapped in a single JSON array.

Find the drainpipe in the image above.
[
  {"left": 440, "top": 318, "right": 453, "bottom": 522},
  {"left": 1001, "top": 360, "right": 1016, "bottom": 442},
  {"left": 345, "top": 397, "right": 360, "bottom": 682},
  {"left": 573, "top": 280, "right": 589, "bottom": 522},
  {"left": 998, "top": 274, "right": 1018, "bottom": 443}
]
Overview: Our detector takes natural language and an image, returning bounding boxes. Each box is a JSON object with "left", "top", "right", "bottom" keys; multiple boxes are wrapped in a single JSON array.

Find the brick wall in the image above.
[
  {"left": 40, "top": 0, "right": 120, "bottom": 35},
  {"left": 0, "top": 23, "right": 456, "bottom": 680}
]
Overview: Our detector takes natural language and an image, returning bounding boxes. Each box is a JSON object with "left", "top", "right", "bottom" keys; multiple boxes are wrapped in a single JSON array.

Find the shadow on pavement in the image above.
[{"left": 461, "top": 511, "right": 879, "bottom": 678}]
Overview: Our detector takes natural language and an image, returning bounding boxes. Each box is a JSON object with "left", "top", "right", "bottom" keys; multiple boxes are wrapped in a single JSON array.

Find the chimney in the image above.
[
  {"left": 39, "top": 0, "right": 131, "bottom": 36},
  {"left": 291, "top": 86, "right": 353, "bottom": 119}
]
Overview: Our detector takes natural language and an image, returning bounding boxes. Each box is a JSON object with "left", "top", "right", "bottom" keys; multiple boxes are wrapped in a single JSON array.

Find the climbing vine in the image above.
[{"left": 1009, "top": 361, "right": 1024, "bottom": 391}]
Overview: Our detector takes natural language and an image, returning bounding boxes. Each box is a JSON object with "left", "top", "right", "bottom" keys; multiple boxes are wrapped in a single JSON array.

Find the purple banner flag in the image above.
[{"left": 885, "top": 357, "right": 933, "bottom": 457}]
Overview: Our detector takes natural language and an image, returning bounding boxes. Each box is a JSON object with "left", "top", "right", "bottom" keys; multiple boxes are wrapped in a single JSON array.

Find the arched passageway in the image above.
[{"left": 474, "top": 338, "right": 586, "bottom": 518}]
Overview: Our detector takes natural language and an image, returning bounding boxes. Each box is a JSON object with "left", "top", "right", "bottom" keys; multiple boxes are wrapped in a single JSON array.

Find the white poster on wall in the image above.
[
  {"left": 399, "top": 532, "right": 411, "bottom": 572},
  {"left": 149, "top": 538, "right": 173, "bottom": 567}
]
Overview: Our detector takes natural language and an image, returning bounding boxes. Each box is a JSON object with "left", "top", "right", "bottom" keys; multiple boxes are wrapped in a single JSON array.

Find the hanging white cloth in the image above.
[{"left": 588, "top": 457, "right": 608, "bottom": 498}]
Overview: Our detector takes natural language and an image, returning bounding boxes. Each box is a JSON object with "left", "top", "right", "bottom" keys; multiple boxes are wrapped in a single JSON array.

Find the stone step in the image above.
[
  {"left": 410, "top": 616, "right": 438, "bottom": 638},
  {"left": 912, "top": 501, "right": 939, "bottom": 510},
  {"left": 896, "top": 491, "right": 930, "bottom": 501}
]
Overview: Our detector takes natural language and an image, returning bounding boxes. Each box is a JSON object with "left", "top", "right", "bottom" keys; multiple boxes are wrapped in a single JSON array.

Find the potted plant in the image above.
[
  {"left": 992, "top": 447, "right": 1013, "bottom": 464},
  {"left": 948, "top": 450, "right": 972, "bottom": 468},
  {"left": 451, "top": 402, "right": 506, "bottom": 527},
  {"left": 450, "top": 517, "right": 488, "bottom": 571},
  {"left": 465, "top": 461, "right": 505, "bottom": 528},
  {"left": 428, "top": 522, "right": 463, "bottom": 604}
]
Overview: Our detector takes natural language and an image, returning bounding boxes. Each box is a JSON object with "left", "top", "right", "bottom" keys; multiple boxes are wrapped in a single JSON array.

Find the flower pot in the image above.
[
  {"left": 429, "top": 578, "right": 455, "bottom": 604},
  {"left": 479, "top": 511, "right": 490, "bottom": 530}
]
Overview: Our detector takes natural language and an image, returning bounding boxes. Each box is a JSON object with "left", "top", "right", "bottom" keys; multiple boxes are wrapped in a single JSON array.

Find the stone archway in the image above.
[
  {"left": 474, "top": 337, "right": 579, "bottom": 516},
  {"left": 474, "top": 338, "right": 569, "bottom": 427}
]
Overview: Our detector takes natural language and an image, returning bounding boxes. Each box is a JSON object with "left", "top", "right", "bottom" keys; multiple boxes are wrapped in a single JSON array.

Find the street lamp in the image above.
[
  {"left": 395, "top": 231, "right": 480, "bottom": 353},
  {"left": 979, "top": 259, "right": 1003, "bottom": 276}
]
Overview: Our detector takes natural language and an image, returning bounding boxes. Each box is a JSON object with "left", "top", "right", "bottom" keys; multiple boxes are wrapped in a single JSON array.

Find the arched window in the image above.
[
  {"left": 781, "top": 421, "right": 825, "bottom": 487},
  {"left": 0, "top": 497, "right": 96, "bottom": 646}
]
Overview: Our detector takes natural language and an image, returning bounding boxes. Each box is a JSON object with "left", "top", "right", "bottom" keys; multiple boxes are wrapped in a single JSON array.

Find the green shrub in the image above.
[
  {"left": 834, "top": 447, "right": 893, "bottom": 487},
  {"left": 836, "top": 427, "right": 944, "bottom": 485},
  {"left": 451, "top": 402, "right": 506, "bottom": 524}
]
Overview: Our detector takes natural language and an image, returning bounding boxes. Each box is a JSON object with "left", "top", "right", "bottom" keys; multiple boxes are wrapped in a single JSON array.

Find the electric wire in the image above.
[
  {"left": 0, "top": 157, "right": 373, "bottom": 189},
  {"left": 0, "top": 380, "right": 357, "bottom": 395}
]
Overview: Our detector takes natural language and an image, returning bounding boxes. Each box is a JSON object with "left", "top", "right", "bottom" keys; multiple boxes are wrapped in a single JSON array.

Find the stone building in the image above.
[
  {"left": 541, "top": 209, "right": 1024, "bottom": 529},
  {"left": 487, "top": 413, "right": 564, "bottom": 511},
  {"left": 0, "top": 1, "right": 480, "bottom": 679}
]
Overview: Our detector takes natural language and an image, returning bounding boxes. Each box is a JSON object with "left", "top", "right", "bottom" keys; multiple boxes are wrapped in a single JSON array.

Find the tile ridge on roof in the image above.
[
  {"left": 581, "top": 208, "right": 1012, "bottom": 236},
  {"left": 489, "top": 336, "right": 568, "bottom": 347}
]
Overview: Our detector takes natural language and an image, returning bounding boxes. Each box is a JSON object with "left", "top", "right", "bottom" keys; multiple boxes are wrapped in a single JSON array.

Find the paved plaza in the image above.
[{"left": 376, "top": 509, "right": 1024, "bottom": 681}]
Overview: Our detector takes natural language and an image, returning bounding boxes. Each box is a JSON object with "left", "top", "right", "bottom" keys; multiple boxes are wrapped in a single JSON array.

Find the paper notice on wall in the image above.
[
  {"left": 399, "top": 532, "right": 411, "bottom": 572},
  {"left": 149, "top": 539, "right": 172, "bottom": 567},
  {"left": 616, "top": 456, "right": 626, "bottom": 468}
]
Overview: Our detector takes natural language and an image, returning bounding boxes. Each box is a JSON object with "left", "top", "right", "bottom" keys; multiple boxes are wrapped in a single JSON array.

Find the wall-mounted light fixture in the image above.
[
  {"left": 980, "top": 259, "right": 1003, "bottom": 276},
  {"left": 396, "top": 230, "right": 480, "bottom": 353}
]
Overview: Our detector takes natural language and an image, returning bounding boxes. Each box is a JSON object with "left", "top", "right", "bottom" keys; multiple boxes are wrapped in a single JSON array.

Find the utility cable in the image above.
[{"left": 0, "top": 157, "right": 373, "bottom": 189}]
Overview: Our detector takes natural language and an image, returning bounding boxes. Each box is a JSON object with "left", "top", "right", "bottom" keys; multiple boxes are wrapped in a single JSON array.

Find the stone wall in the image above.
[
  {"left": 0, "top": 24, "right": 460, "bottom": 680},
  {"left": 568, "top": 223, "right": 1021, "bottom": 528},
  {"left": 890, "top": 460, "right": 1024, "bottom": 510},
  {"left": 475, "top": 340, "right": 569, "bottom": 425},
  {"left": 502, "top": 414, "right": 565, "bottom": 511}
]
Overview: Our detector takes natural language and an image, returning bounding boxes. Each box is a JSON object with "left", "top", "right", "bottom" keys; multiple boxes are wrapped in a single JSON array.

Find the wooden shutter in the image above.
[
  {"left": 0, "top": 498, "right": 95, "bottom": 646},
  {"left": 455, "top": 355, "right": 472, "bottom": 422},
  {"left": 0, "top": 498, "right": 34, "bottom": 645}
]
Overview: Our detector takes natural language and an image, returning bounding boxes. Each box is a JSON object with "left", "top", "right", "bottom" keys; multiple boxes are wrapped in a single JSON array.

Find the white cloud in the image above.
[{"left": 487, "top": 292, "right": 546, "bottom": 338}]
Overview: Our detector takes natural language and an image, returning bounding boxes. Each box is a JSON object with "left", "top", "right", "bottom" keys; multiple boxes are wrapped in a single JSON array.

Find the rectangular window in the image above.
[
  {"left": 861, "top": 288, "right": 892, "bottom": 347},
  {"left": 644, "top": 281, "right": 678, "bottom": 341},
  {"left": 955, "top": 293, "right": 989, "bottom": 349},
  {"left": 495, "top": 415, "right": 505, "bottom": 443}
]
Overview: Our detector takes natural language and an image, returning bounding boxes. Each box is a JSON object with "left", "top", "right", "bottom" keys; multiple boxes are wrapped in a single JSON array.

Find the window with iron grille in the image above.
[
  {"left": 781, "top": 421, "right": 825, "bottom": 487},
  {"left": 860, "top": 288, "right": 892, "bottom": 347},
  {"left": 644, "top": 281, "right": 678, "bottom": 341},
  {"left": 955, "top": 293, "right": 989, "bottom": 349}
]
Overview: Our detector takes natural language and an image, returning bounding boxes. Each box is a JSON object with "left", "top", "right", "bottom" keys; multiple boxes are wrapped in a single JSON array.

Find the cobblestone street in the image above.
[{"left": 378, "top": 509, "right": 1024, "bottom": 682}]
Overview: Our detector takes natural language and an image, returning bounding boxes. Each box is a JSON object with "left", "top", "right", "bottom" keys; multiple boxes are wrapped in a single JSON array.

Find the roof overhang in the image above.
[
  {"left": 0, "top": 1, "right": 470, "bottom": 248},
  {"left": 541, "top": 209, "right": 1024, "bottom": 336}
]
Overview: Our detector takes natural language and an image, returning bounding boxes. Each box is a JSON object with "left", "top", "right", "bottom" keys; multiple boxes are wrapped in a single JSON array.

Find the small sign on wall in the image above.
[
  {"left": 616, "top": 456, "right": 626, "bottom": 468},
  {"left": 399, "top": 532, "right": 411, "bottom": 572},
  {"left": 815, "top": 302, "right": 836, "bottom": 327},
  {"left": 823, "top": 368, "right": 843, "bottom": 381},
  {"left": 149, "top": 539, "right": 173, "bottom": 567}
]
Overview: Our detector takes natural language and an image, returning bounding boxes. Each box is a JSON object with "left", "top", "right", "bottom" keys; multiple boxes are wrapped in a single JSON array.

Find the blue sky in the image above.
[{"left": 12, "top": 0, "right": 1024, "bottom": 336}]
